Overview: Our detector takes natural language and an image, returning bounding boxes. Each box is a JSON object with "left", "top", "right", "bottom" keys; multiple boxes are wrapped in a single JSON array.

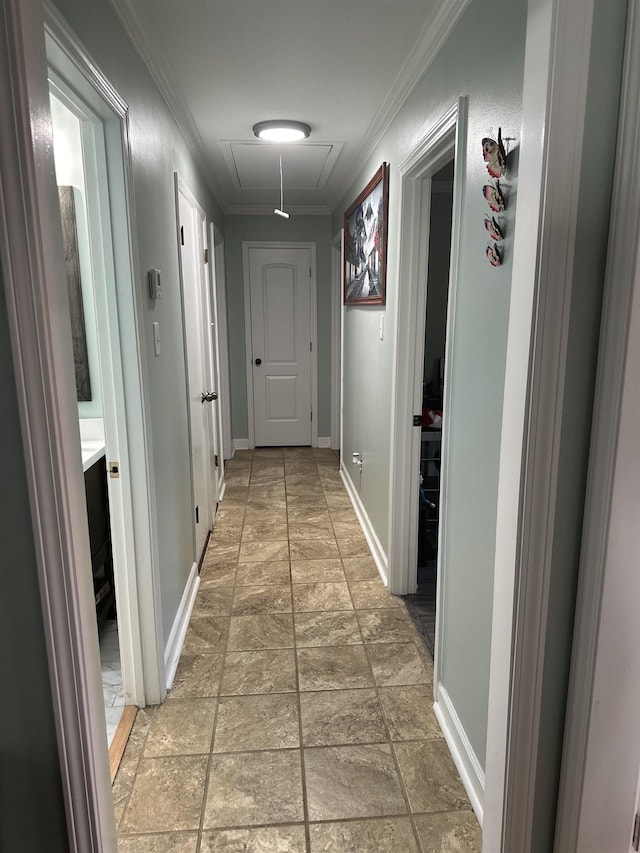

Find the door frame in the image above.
[
  {"left": 45, "top": 0, "right": 164, "bottom": 715},
  {"left": 554, "top": 1, "right": 640, "bottom": 848},
  {"left": 210, "top": 222, "right": 233, "bottom": 469},
  {"left": 387, "top": 98, "right": 466, "bottom": 602},
  {"left": 0, "top": 0, "right": 163, "bottom": 847},
  {"left": 242, "top": 240, "right": 318, "bottom": 448},
  {"left": 331, "top": 230, "right": 343, "bottom": 451},
  {"left": 175, "top": 174, "right": 214, "bottom": 554}
]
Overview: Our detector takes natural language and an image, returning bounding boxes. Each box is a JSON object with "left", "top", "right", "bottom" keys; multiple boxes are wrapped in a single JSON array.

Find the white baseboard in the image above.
[
  {"left": 317, "top": 436, "right": 332, "bottom": 448},
  {"left": 339, "top": 463, "right": 389, "bottom": 586},
  {"left": 434, "top": 683, "right": 485, "bottom": 825},
  {"left": 164, "top": 562, "right": 200, "bottom": 691},
  {"left": 233, "top": 438, "right": 250, "bottom": 451}
]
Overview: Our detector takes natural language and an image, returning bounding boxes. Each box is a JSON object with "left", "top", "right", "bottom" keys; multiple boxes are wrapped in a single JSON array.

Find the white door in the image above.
[
  {"left": 178, "top": 185, "right": 211, "bottom": 559},
  {"left": 247, "top": 246, "right": 313, "bottom": 446}
]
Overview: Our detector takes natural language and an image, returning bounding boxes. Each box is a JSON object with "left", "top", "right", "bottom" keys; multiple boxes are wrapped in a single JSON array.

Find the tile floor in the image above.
[
  {"left": 100, "top": 618, "right": 125, "bottom": 746},
  {"left": 113, "top": 447, "right": 481, "bottom": 852}
]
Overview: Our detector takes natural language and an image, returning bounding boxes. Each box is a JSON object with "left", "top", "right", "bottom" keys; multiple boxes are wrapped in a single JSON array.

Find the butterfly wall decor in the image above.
[
  {"left": 486, "top": 244, "right": 502, "bottom": 267},
  {"left": 484, "top": 216, "right": 503, "bottom": 241},
  {"left": 482, "top": 181, "right": 505, "bottom": 212},
  {"left": 482, "top": 127, "right": 507, "bottom": 178}
]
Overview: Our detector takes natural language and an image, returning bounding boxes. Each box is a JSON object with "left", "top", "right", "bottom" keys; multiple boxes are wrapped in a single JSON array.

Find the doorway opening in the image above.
[{"left": 411, "top": 159, "right": 454, "bottom": 656}]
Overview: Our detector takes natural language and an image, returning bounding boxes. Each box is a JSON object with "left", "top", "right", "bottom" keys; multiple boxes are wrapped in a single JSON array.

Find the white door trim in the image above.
[
  {"left": 555, "top": 1, "right": 640, "bottom": 848},
  {"left": 330, "top": 230, "right": 343, "bottom": 451},
  {"left": 387, "top": 97, "right": 466, "bottom": 601},
  {"left": 242, "top": 241, "right": 318, "bottom": 448},
  {"left": 483, "top": 1, "right": 599, "bottom": 850},
  {"left": 210, "top": 222, "right": 233, "bottom": 466}
]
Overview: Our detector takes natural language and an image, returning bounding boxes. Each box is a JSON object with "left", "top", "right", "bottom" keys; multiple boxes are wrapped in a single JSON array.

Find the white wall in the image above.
[{"left": 333, "top": 0, "right": 527, "bottom": 770}]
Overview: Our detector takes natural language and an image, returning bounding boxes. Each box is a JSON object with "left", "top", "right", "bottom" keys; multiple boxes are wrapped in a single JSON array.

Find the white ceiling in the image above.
[{"left": 112, "top": 0, "right": 468, "bottom": 214}]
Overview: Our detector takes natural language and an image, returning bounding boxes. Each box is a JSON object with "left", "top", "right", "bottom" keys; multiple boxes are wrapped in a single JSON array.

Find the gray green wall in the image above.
[
  {"left": 332, "top": 0, "right": 528, "bottom": 769},
  {"left": 0, "top": 274, "right": 70, "bottom": 852},
  {"left": 51, "top": 0, "right": 224, "bottom": 643},
  {"left": 223, "top": 214, "right": 333, "bottom": 441}
]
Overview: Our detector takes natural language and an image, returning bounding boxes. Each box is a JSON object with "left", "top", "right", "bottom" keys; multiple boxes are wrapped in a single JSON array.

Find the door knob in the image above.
[
  {"left": 254, "top": 358, "right": 262, "bottom": 366},
  {"left": 201, "top": 391, "right": 218, "bottom": 403}
]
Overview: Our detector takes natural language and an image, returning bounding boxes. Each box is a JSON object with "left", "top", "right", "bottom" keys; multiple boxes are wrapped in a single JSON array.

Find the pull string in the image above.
[{"left": 280, "top": 154, "right": 284, "bottom": 211}]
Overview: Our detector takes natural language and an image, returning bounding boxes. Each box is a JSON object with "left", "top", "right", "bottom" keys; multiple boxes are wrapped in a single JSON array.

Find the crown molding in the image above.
[
  {"left": 224, "top": 204, "right": 332, "bottom": 217},
  {"left": 108, "top": 0, "right": 229, "bottom": 208},
  {"left": 328, "top": 0, "right": 472, "bottom": 211}
]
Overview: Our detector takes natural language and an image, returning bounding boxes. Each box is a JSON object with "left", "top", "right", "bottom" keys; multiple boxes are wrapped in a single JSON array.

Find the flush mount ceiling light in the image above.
[{"left": 252, "top": 120, "right": 311, "bottom": 142}]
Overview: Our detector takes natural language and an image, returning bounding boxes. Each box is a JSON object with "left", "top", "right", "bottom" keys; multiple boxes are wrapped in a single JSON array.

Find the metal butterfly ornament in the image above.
[{"left": 482, "top": 127, "right": 507, "bottom": 178}]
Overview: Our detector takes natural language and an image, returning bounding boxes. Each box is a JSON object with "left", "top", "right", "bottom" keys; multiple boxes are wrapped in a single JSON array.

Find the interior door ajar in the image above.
[
  {"left": 248, "top": 246, "right": 312, "bottom": 446},
  {"left": 178, "top": 184, "right": 212, "bottom": 560}
]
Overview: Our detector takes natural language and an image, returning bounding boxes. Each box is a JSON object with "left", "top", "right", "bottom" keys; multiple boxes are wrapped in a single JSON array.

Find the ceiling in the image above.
[{"left": 112, "top": 0, "right": 467, "bottom": 215}]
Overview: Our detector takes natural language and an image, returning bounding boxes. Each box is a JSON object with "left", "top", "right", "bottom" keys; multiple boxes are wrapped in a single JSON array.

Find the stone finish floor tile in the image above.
[
  {"left": 300, "top": 688, "right": 387, "bottom": 746},
  {"left": 169, "top": 653, "right": 223, "bottom": 698},
  {"left": 232, "top": 584, "right": 292, "bottom": 614},
  {"left": 213, "top": 693, "right": 299, "bottom": 752},
  {"left": 292, "top": 581, "right": 353, "bottom": 612},
  {"left": 182, "top": 616, "right": 229, "bottom": 654},
  {"left": 121, "top": 756, "right": 208, "bottom": 832},
  {"left": 143, "top": 698, "right": 216, "bottom": 756},
  {"left": 357, "top": 609, "right": 417, "bottom": 644},
  {"left": 239, "top": 540, "right": 290, "bottom": 563},
  {"left": 220, "top": 649, "right": 297, "bottom": 694},
  {"left": 394, "top": 740, "right": 471, "bottom": 813},
  {"left": 235, "top": 560, "right": 291, "bottom": 586},
  {"left": 294, "top": 611, "right": 362, "bottom": 647},
  {"left": 297, "top": 645, "right": 374, "bottom": 691},
  {"left": 378, "top": 685, "right": 443, "bottom": 741},
  {"left": 200, "top": 825, "right": 307, "bottom": 852},
  {"left": 117, "top": 833, "right": 198, "bottom": 852},
  {"left": 304, "top": 744, "right": 407, "bottom": 821},
  {"left": 115, "top": 449, "right": 475, "bottom": 849},
  {"left": 308, "top": 817, "right": 419, "bottom": 852},
  {"left": 413, "top": 811, "right": 482, "bottom": 853},
  {"left": 365, "top": 643, "right": 430, "bottom": 687},
  {"left": 289, "top": 539, "right": 340, "bottom": 561},
  {"left": 203, "top": 750, "right": 304, "bottom": 828},
  {"left": 349, "top": 580, "right": 401, "bottom": 610},
  {"left": 341, "top": 556, "right": 380, "bottom": 581},
  {"left": 227, "top": 614, "right": 294, "bottom": 650},
  {"left": 291, "top": 558, "right": 345, "bottom": 583}
]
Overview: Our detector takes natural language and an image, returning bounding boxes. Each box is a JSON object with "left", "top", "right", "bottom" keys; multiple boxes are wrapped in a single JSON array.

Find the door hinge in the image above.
[
  {"left": 108, "top": 461, "right": 120, "bottom": 478},
  {"left": 310, "top": 341, "right": 312, "bottom": 352},
  {"left": 309, "top": 266, "right": 312, "bottom": 277},
  {"left": 204, "top": 248, "right": 209, "bottom": 264},
  {"left": 310, "top": 410, "right": 313, "bottom": 422},
  {"left": 180, "top": 225, "right": 184, "bottom": 245},
  {"left": 195, "top": 505, "right": 199, "bottom": 524},
  {"left": 413, "top": 415, "right": 423, "bottom": 427},
  {"left": 632, "top": 812, "right": 640, "bottom": 851},
  {"left": 214, "top": 454, "right": 219, "bottom": 467}
]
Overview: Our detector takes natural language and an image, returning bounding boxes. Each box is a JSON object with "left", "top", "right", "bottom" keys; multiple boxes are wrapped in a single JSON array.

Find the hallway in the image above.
[{"left": 112, "top": 447, "right": 481, "bottom": 851}]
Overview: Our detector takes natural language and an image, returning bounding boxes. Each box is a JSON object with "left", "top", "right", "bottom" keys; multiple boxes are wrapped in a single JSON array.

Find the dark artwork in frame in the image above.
[
  {"left": 58, "top": 185, "right": 92, "bottom": 402},
  {"left": 343, "top": 162, "right": 389, "bottom": 305}
]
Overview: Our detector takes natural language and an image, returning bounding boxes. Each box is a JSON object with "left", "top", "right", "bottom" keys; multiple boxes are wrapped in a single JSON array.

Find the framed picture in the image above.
[{"left": 343, "top": 162, "right": 389, "bottom": 305}]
